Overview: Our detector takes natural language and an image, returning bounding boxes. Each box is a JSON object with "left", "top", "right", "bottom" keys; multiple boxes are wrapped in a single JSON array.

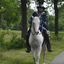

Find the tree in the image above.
[
  {"left": 0, "top": 0, "right": 5, "bottom": 29},
  {"left": 2, "top": 0, "right": 20, "bottom": 34},
  {"left": 0, "top": 8, "right": 1, "bottom": 28},
  {"left": 54, "top": 0, "right": 58, "bottom": 36},
  {"left": 21, "top": 0, "right": 27, "bottom": 38},
  {"left": 37, "top": 0, "right": 44, "bottom": 5}
]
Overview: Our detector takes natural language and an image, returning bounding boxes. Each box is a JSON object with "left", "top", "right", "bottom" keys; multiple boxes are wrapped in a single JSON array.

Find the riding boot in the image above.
[
  {"left": 43, "top": 28, "right": 52, "bottom": 52},
  {"left": 26, "top": 28, "right": 31, "bottom": 53}
]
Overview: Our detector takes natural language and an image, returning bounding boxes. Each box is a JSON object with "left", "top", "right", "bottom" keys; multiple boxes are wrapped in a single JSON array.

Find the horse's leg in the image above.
[
  {"left": 36, "top": 46, "right": 42, "bottom": 64},
  {"left": 43, "top": 43, "right": 47, "bottom": 64},
  {"left": 31, "top": 48, "right": 36, "bottom": 64}
]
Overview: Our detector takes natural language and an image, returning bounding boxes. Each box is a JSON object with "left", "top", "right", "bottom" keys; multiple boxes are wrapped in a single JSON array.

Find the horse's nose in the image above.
[{"left": 35, "top": 31, "right": 39, "bottom": 35}]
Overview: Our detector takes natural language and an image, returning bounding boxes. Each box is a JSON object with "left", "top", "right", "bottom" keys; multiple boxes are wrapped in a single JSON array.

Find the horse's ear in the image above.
[{"left": 31, "top": 15, "right": 34, "bottom": 19}]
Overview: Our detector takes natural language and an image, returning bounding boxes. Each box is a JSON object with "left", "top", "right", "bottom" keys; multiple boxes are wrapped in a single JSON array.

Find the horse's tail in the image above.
[{"left": 40, "top": 47, "right": 44, "bottom": 57}]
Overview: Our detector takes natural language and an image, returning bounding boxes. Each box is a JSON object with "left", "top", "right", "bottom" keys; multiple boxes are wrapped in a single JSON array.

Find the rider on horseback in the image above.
[{"left": 26, "top": 5, "right": 52, "bottom": 53}]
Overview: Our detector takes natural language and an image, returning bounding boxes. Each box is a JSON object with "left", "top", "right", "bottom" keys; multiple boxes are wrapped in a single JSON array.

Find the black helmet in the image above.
[{"left": 37, "top": 5, "right": 46, "bottom": 10}]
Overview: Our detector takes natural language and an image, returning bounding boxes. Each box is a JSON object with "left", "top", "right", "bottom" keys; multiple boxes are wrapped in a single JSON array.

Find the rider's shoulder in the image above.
[{"left": 41, "top": 12, "right": 47, "bottom": 16}]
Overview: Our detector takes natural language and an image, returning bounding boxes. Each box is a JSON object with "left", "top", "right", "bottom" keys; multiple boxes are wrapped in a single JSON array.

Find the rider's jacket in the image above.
[{"left": 29, "top": 11, "right": 49, "bottom": 29}]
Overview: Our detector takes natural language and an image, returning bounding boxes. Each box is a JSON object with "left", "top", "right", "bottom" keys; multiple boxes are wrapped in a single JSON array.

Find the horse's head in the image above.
[{"left": 31, "top": 16, "right": 40, "bottom": 35}]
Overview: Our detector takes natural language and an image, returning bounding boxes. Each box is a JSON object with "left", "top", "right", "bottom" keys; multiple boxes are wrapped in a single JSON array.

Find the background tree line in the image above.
[
  {"left": 1, "top": 9, "right": 64, "bottom": 31},
  {"left": 0, "top": 0, "right": 64, "bottom": 38}
]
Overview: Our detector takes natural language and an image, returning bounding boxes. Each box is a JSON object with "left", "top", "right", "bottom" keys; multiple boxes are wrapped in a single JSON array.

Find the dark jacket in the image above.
[
  {"left": 29, "top": 11, "right": 49, "bottom": 29},
  {"left": 29, "top": 11, "right": 48, "bottom": 24}
]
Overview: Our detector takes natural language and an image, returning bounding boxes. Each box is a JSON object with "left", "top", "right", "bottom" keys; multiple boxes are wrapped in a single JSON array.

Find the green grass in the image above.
[{"left": 0, "top": 30, "right": 64, "bottom": 64}]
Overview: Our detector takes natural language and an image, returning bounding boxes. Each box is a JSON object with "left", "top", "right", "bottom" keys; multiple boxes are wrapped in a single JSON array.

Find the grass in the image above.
[{"left": 0, "top": 30, "right": 64, "bottom": 64}]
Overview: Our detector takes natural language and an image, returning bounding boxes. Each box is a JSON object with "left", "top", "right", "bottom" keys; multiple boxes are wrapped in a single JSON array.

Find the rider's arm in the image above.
[
  {"left": 29, "top": 17, "right": 33, "bottom": 24},
  {"left": 40, "top": 12, "right": 49, "bottom": 26},
  {"left": 45, "top": 15, "right": 49, "bottom": 25}
]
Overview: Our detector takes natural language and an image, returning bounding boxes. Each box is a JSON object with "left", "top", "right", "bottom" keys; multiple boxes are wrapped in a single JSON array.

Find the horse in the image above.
[{"left": 29, "top": 16, "right": 47, "bottom": 64}]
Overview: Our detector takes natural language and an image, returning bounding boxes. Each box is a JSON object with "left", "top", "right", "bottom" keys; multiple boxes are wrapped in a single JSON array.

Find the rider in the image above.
[{"left": 26, "top": 5, "right": 52, "bottom": 53}]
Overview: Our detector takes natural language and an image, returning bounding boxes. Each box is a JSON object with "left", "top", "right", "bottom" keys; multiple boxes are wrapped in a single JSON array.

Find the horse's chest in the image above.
[
  {"left": 31, "top": 39, "right": 40, "bottom": 48},
  {"left": 29, "top": 35, "right": 43, "bottom": 49}
]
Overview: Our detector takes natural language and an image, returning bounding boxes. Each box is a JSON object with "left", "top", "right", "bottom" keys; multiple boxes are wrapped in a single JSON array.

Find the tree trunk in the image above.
[
  {"left": 37, "top": 0, "right": 44, "bottom": 5},
  {"left": 21, "top": 0, "right": 27, "bottom": 38},
  {"left": 0, "top": 12, "right": 1, "bottom": 29},
  {"left": 54, "top": 0, "right": 58, "bottom": 36}
]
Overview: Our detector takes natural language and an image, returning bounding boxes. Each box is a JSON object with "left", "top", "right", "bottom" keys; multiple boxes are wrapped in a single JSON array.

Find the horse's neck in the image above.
[
  {"left": 31, "top": 27, "right": 41, "bottom": 35},
  {"left": 31, "top": 27, "right": 35, "bottom": 34}
]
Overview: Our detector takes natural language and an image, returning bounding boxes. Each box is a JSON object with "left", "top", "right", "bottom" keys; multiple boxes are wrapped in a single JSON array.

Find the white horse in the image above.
[{"left": 29, "top": 16, "right": 47, "bottom": 64}]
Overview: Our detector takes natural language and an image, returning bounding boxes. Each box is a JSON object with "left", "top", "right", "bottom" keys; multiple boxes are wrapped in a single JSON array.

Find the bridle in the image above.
[{"left": 31, "top": 16, "right": 43, "bottom": 35}]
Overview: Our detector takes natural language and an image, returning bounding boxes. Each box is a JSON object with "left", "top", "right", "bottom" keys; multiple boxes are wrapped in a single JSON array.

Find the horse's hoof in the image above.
[
  {"left": 36, "top": 62, "right": 39, "bottom": 64},
  {"left": 43, "top": 62, "right": 45, "bottom": 64}
]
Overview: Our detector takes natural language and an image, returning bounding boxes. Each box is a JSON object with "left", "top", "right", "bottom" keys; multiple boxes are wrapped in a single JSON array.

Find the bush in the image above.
[
  {"left": 0, "top": 32, "right": 26, "bottom": 50},
  {"left": 50, "top": 34, "right": 63, "bottom": 41},
  {"left": 5, "top": 34, "right": 26, "bottom": 49},
  {"left": 0, "top": 31, "right": 6, "bottom": 48}
]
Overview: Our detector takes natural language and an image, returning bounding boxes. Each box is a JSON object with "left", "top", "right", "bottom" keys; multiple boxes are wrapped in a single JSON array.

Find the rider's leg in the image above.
[
  {"left": 43, "top": 28, "right": 52, "bottom": 52},
  {"left": 26, "top": 27, "right": 31, "bottom": 53}
]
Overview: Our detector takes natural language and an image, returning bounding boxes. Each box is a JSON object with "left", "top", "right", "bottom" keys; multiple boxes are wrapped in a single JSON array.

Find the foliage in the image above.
[
  {"left": 2, "top": 0, "right": 20, "bottom": 23},
  {"left": 50, "top": 34, "right": 63, "bottom": 41},
  {"left": 50, "top": 32, "right": 63, "bottom": 41},
  {"left": 59, "top": 10, "right": 64, "bottom": 19},
  {"left": 48, "top": 15, "right": 55, "bottom": 31},
  {"left": 10, "top": 21, "right": 22, "bottom": 30},
  {"left": 0, "top": 31, "right": 6, "bottom": 48},
  {"left": 0, "top": 0, "right": 21, "bottom": 34},
  {"left": 48, "top": 20, "right": 55, "bottom": 31},
  {"left": 58, "top": 3, "right": 64, "bottom": 14},
  {"left": 1, "top": 19, "right": 7, "bottom": 29},
  {"left": 0, "top": 31, "right": 26, "bottom": 50},
  {"left": 58, "top": 18, "right": 64, "bottom": 31},
  {"left": 1, "top": 9, "right": 34, "bottom": 30},
  {"left": 5, "top": 34, "right": 26, "bottom": 49}
]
